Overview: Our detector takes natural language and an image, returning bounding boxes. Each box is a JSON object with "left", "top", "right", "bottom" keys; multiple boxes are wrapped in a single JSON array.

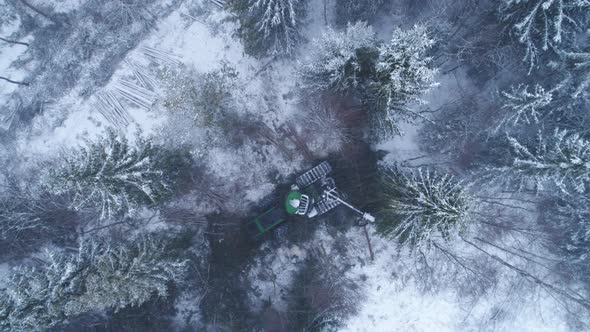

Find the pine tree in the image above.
[
  {"left": 0, "top": 236, "right": 187, "bottom": 331},
  {"left": 504, "top": 129, "right": 590, "bottom": 193},
  {"left": 376, "top": 167, "right": 472, "bottom": 249},
  {"left": 334, "top": 0, "right": 386, "bottom": 27},
  {"left": 298, "top": 22, "right": 377, "bottom": 95},
  {"left": 368, "top": 25, "right": 438, "bottom": 139},
  {"left": 499, "top": 0, "right": 590, "bottom": 71},
  {"left": 46, "top": 130, "right": 190, "bottom": 220},
  {"left": 494, "top": 84, "right": 554, "bottom": 131},
  {"left": 229, "top": 0, "right": 306, "bottom": 57}
]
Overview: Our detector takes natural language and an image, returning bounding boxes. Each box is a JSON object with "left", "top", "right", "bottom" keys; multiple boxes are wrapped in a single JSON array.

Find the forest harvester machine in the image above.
[{"left": 248, "top": 161, "right": 375, "bottom": 238}]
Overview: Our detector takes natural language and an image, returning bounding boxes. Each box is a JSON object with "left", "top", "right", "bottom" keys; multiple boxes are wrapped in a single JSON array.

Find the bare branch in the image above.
[
  {"left": 0, "top": 76, "right": 29, "bottom": 86},
  {"left": 0, "top": 37, "right": 29, "bottom": 47}
]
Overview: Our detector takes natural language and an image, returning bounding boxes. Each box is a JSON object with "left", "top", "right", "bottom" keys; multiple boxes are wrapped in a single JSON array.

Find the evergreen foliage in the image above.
[
  {"left": 504, "top": 129, "right": 590, "bottom": 193},
  {"left": 0, "top": 236, "right": 187, "bottom": 332},
  {"left": 161, "top": 63, "right": 239, "bottom": 128},
  {"left": 494, "top": 84, "right": 553, "bottom": 131},
  {"left": 368, "top": 25, "right": 438, "bottom": 139},
  {"left": 298, "top": 24, "right": 437, "bottom": 141},
  {"left": 552, "top": 195, "right": 590, "bottom": 287},
  {"left": 229, "top": 0, "right": 306, "bottom": 57},
  {"left": 197, "top": 64, "right": 239, "bottom": 127},
  {"left": 499, "top": 0, "right": 590, "bottom": 70},
  {"left": 376, "top": 167, "right": 472, "bottom": 249},
  {"left": 557, "top": 48, "right": 590, "bottom": 98},
  {"left": 298, "top": 22, "right": 377, "bottom": 95},
  {"left": 46, "top": 129, "right": 191, "bottom": 220},
  {"left": 334, "top": 0, "right": 387, "bottom": 27}
]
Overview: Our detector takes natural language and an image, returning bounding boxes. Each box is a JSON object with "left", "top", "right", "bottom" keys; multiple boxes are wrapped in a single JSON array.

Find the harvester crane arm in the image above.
[{"left": 324, "top": 188, "right": 375, "bottom": 223}]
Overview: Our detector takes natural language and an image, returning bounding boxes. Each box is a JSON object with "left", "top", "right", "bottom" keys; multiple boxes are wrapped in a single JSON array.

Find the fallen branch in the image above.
[
  {"left": 0, "top": 76, "right": 29, "bottom": 86},
  {"left": 0, "top": 37, "right": 29, "bottom": 47}
]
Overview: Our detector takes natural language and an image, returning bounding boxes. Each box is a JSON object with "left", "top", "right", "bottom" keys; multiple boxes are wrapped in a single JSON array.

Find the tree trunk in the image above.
[
  {"left": 363, "top": 225, "right": 374, "bottom": 261},
  {"left": 0, "top": 37, "right": 29, "bottom": 47},
  {"left": 0, "top": 76, "right": 29, "bottom": 86},
  {"left": 461, "top": 235, "right": 590, "bottom": 310}
]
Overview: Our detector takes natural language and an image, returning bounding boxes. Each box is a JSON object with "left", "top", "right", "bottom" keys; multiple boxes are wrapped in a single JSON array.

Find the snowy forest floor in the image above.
[{"left": 0, "top": 0, "right": 588, "bottom": 331}]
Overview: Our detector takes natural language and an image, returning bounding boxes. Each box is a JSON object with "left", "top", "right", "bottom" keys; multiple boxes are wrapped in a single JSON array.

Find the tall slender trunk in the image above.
[
  {"left": 461, "top": 235, "right": 590, "bottom": 310},
  {"left": 0, "top": 37, "right": 29, "bottom": 47}
]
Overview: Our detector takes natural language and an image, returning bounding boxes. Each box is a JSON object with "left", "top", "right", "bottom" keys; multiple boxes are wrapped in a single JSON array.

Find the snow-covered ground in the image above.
[
  {"left": 13, "top": 0, "right": 323, "bottom": 212},
  {"left": 244, "top": 218, "right": 581, "bottom": 331},
  {"left": 340, "top": 63, "right": 581, "bottom": 331},
  {"left": 341, "top": 234, "right": 575, "bottom": 332},
  {"left": 0, "top": 0, "right": 587, "bottom": 330}
]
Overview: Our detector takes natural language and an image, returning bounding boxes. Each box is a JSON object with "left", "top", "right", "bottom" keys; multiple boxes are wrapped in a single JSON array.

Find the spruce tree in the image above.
[
  {"left": 0, "top": 236, "right": 187, "bottom": 332},
  {"left": 1, "top": 250, "right": 80, "bottom": 331},
  {"left": 298, "top": 24, "right": 437, "bottom": 141},
  {"left": 368, "top": 25, "right": 438, "bottom": 139},
  {"left": 64, "top": 237, "right": 187, "bottom": 315},
  {"left": 334, "top": 0, "right": 386, "bottom": 27},
  {"left": 493, "top": 84, "right": 554, "bottom": 131},
  {"left": 298, "top": 22, "right": 378, "bottom": 95},
  {"left": 499, "top": 0, "right": 590, "bottom": 70},
  {"left": 504, "top": 129, "right": 590, "bottom": 193},
  {"left": 229, "top": 0, "right": 306, "bottom": 57},
  {"left": 46, "top": 130, "right": 190, "bottom": 220},
  {"left": 557, "top": 48, "right": 590, "bottom": 99},
  {"left": 377, "top": 167, "right": 472, "bottom": 249}
]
